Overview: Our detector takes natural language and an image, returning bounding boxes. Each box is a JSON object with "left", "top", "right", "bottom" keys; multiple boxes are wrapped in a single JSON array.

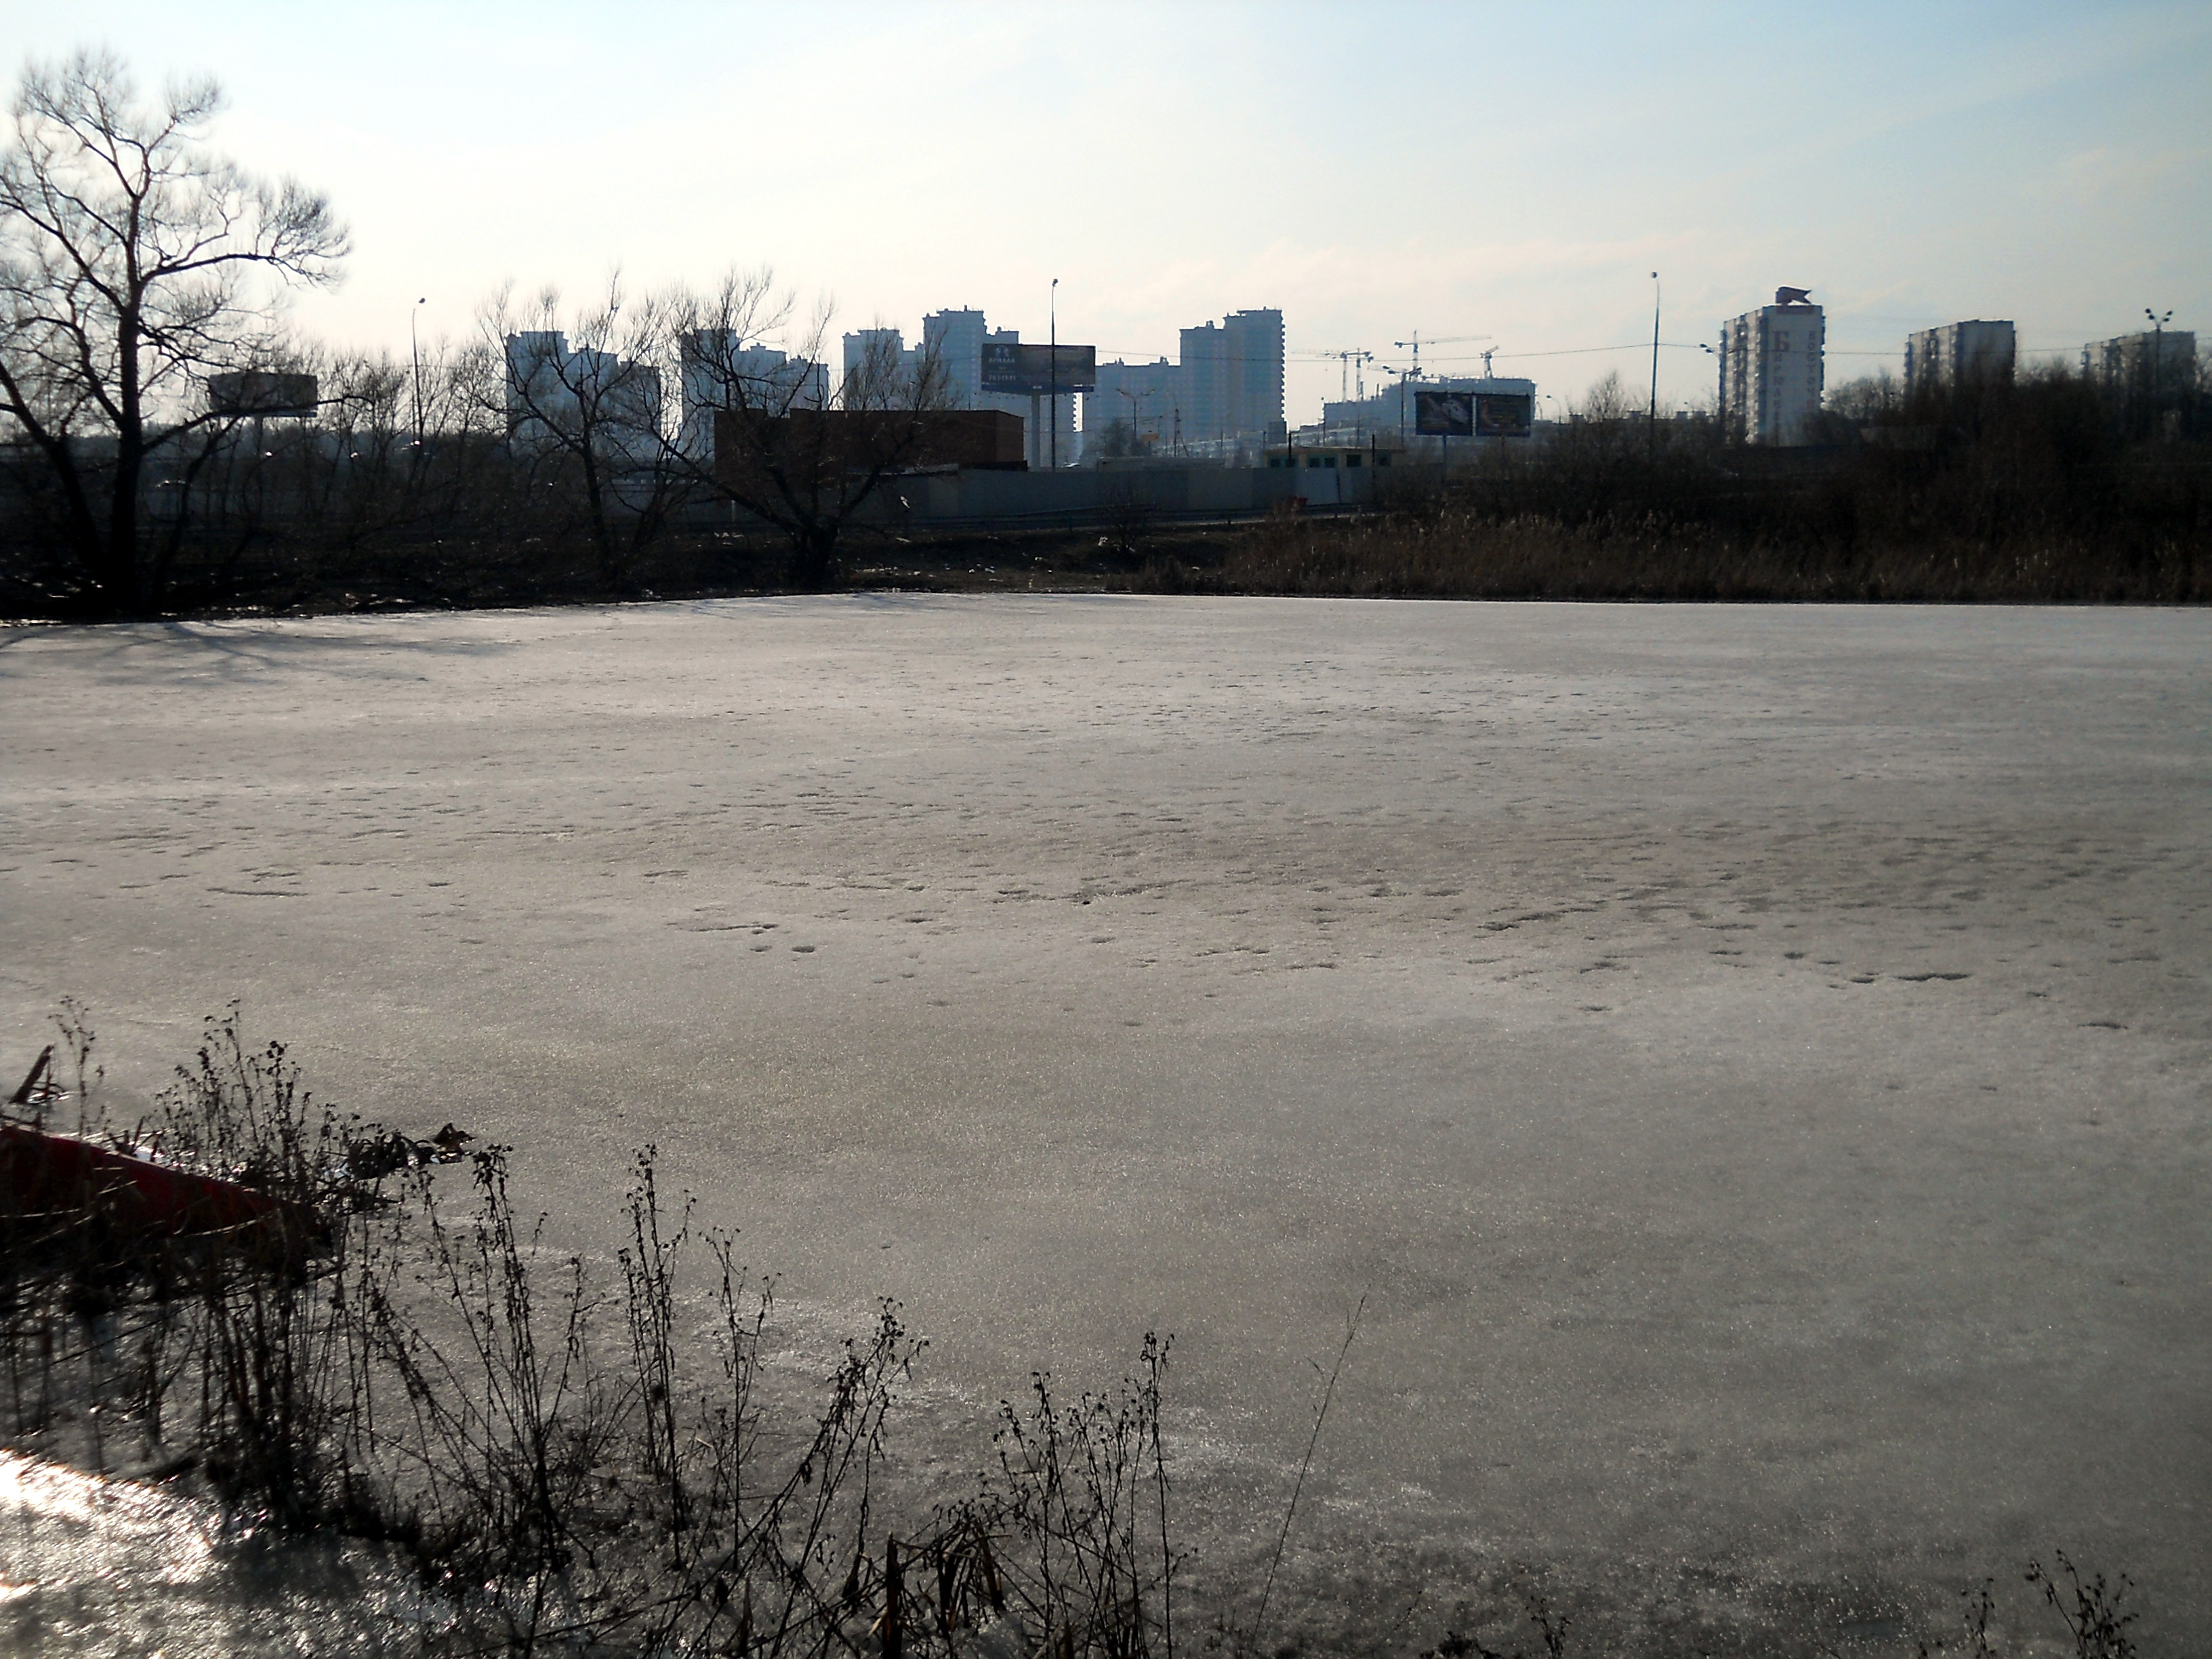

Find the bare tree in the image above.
[
  {"left": 481, "top": 276, "right": 695, "bottom": 592},
  {"left": 660, "top": 270, "right": 950, "bottom": 587},
  {"left": 0, "top": 48, "right": 347, "bottom": 613}
]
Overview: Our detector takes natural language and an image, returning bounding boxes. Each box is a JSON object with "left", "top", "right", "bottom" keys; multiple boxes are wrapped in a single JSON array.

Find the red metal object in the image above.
[{"left": 0, "top": 1120, "right": 324, "bottom": 1254}]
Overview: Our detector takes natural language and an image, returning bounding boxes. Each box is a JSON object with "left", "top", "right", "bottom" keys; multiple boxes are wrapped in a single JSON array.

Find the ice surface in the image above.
[{"left": 2, "top": 595, "right": 2207, "bottom": 1647}]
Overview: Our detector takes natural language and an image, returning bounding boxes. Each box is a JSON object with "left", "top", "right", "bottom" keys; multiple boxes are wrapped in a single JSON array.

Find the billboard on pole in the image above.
[
  {"left": 980, "top": 342, "right": 1097, "bottom": 394},
  {"left": 1414, "top": 390, "right": 1474, "bottom": 437},
  {"left": 208, "top": 371, "right": 320, "bottom": 417},
  {"left": 1473, "top": 392, "right": 1534, "bottom": 438}
]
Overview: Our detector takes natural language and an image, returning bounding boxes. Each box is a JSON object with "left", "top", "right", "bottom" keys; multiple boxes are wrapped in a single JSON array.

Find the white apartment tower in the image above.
[
  {"left": 1088, "top": 358, "right": 1184, "bottom": 453},
  {"left": 2081, "top": 329, "right": 2197, "bottom": 396},
  {"left": 920, "top": 308, "right": 1075, "bottom": 467},
  {"left": 1904, "top": 320, "right": 2015, "bottom": 394},
  {"left": 1717, "top": 289, "right": 1826, "bottom": 445},
  {"left": 677, "top": 331, "right": 827, "bottom": 457},
  {"left": 504, "top": 331, "right": 663, "bottom": 461},
  {"left": 1178, "top": 308, "right": 1284, "bottom": 446}
]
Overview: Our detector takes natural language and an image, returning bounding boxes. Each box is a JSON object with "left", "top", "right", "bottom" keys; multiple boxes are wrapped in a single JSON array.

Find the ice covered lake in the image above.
[{"left": 3, "top": 594, "right": 2207, "bottom": 1652}]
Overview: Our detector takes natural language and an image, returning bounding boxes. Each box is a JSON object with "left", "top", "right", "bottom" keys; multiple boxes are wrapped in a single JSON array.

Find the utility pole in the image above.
[
  {"left": 1648, "top": 272, "right": 1660, "bottom": 462},
  {"left": 1050, "top": 278, "right": 1059, "bottom": 470}
]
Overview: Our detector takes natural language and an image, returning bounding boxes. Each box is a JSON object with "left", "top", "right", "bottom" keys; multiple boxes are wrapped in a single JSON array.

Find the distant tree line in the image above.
[{"left": 1144, "top": 363, "right": 2212, "bottom": 605}]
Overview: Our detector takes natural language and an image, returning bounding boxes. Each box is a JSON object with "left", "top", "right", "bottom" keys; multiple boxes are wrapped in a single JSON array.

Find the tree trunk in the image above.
[
  {"left": 577, "top": 443, "right": 623, "bottom": 594},
  {"left": 788, "top": 523, "right": 839, "bottom": 590},
  {"left": 102, "top": 306, "right": 148, "bottom": 615}
]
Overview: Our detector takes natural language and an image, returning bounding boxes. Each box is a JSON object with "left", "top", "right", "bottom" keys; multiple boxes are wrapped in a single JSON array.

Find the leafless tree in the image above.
[
  {"left": 659, "top": 269, "right": 951, "bottom": 587},
  {"left": 0, "top": 47, "right": 346, "bottom": 612},
  {"left": 479, "top": 276, "right": 687, "bottom": 592}
]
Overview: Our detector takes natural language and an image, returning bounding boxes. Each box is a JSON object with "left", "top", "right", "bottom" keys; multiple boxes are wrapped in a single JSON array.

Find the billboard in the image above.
[
  {"left": 1414, "top": 389, "right": 1475, "bottom": 437},
  {"left": 208, "top": 371, "right": 319, "bottom": 417},
  {"left": 979, "top": 342, "right": 1097, "bottom": 394},
  {"left": 1474, "top": 392, "right": 1534, "bottom": 438}
]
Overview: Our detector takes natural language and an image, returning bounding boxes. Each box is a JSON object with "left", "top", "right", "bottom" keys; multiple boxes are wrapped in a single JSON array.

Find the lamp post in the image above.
[
  {"left": 2146, "top": 306, "right": 2173, "bottom": 426},
  {"left": 410, "top": 296, "right": 427, "bottom": 449},
  {"left": 1647, "top": 271, "right": 1660, "bottom": 460},
  {"left": 1049, "top": 278, "right": 1059, "bottom": 470}
]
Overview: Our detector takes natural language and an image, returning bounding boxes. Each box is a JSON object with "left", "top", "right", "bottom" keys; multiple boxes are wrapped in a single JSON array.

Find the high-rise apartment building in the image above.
[
  {"left": 1088, "top": 357, "right": 1185, "bottom": 453},
  {"left": 1225, "top": 307, "right": 1285, "bottom": 441},
  {"left": 1176, "top": 308, "right": 1284, "bottom": 445},
  {"left": 504, "top": 331, "right": 663, "bottom": 461},
  {"left": 1717, "top": 290, "right": 1826, "bottom": 445},
  {"left": 678, "top": 331, "right": 827, "bottom": 456},
  {"left": 920, "top": 308, "right": 1076, "bottom": 468},
  {"left": 840, "top": 327, "right": 914, "bottom": 394},
  {"left": 2081, "top": 329, "right": 2197, "bottom": 397},
  {"left": 1904, "top": 320, "right": 2015, "bottom": 394}
]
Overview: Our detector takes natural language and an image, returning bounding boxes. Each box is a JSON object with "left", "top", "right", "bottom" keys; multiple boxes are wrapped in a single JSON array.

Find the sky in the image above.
[{"left": 7, "top": 1, "right": 2209, "bottom": 424}]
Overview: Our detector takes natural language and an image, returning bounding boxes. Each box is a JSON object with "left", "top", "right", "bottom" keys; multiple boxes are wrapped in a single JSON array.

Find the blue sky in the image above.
[{"left": 7, "top": 1, "right": 2207, "bottom": 420}]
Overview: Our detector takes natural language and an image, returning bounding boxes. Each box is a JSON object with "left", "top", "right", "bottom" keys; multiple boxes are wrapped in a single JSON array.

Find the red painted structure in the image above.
[{"left": 0, "top": 1120, "right": 325, "bottom": 1256}]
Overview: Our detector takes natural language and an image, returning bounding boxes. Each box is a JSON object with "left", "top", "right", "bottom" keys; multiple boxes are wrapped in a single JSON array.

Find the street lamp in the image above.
[
  {"left": 1647, "top": 271, "right": 1660, "bottom": 459},
  {"left": 2146, "top": 307, "right": 2173, "bottom": 418},
  {"left": 410, "top": 296, "right": 427, "bottom": 448},
  {"left": 1049, "top": 277, "right": 1060, "bottom": 470}
]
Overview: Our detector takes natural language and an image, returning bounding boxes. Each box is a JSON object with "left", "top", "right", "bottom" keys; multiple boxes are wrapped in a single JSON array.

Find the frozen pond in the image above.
[{"left": 3, "top": 595, "right": 2207, "bottom": 1650}]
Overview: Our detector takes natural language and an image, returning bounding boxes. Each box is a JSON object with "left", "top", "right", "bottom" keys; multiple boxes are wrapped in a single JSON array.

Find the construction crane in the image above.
[
  {"left": 1392, "top": 331, "right": 1492, "bottom": 379},
  {"left": 1289, "top": 347, "right": 1382, "bottom": 405}
]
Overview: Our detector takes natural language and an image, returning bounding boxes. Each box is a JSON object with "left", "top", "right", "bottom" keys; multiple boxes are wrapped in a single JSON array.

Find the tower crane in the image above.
[
  {"left": 1290, "top": 347, "right": 1382, "bottom": 406},
  {"left": 1392, "top": 331, "right": 1492, "bottom": 379}
]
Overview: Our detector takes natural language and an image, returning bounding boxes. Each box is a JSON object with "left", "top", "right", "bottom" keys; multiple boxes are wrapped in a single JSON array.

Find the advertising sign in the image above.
[
  {"left": 208, "top": 371, "right": 320, "bottom": 417},
  {"left": 1414, "top": 389, "right": 1475, "bottom": 437},
  {"left": 979, "top": 342, "right": 1097, "bottom": 394},
  {"left": 1473, "top": 392, "right": 1534, "bottom": 438}
]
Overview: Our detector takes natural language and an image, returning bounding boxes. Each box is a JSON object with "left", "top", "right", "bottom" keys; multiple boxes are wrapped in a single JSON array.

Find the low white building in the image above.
[
  {"left": 1718, "top": 290, "right": 1826, "bottom": 445},
  {"left": 1320, "top": 375, "right": 1537, "bottom": 450}
]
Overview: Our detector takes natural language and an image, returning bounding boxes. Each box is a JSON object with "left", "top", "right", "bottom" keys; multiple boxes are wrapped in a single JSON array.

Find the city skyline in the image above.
[{"left": 4, "top": 1, "right": 2207, "bottom": 423}]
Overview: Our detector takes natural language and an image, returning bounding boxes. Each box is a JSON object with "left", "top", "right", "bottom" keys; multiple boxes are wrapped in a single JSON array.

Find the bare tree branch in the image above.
[{"left": 0, "top": 46, "right": 348, "bottom": 611}]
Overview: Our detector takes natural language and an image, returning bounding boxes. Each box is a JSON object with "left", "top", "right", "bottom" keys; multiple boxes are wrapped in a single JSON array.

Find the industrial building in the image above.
[
  {"left": 678, "top": 331, "right": 827, "bottom": 456},
  {"left": 1717, "top": 289, "right": 1826, "bottom": 445},
  {"left": 713, "top": 408, "right": 1025, "bottom": 489},
  {"left": 1903, "top": 320, "right": 2015, "bottom": 394}
]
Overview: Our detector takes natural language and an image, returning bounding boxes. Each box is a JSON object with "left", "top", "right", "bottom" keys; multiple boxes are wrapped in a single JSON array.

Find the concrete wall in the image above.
[{"left": 873, "top": 463, "right": 1368, "bottom": 527}]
